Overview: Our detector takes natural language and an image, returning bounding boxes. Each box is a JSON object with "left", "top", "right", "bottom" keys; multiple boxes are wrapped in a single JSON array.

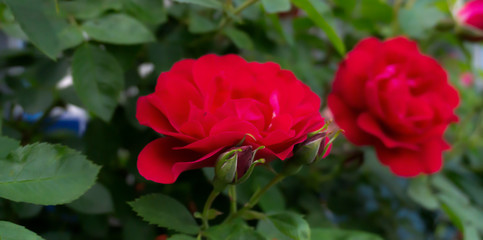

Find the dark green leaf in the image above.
[
  {"left": 0, "top": 136, "right": 20, "bottom": 158},
  {"left": 173, "top": 0, "right": 222, "bottom": 9},
  {"left": 223, "top": 27, "right": 254, "bottom": 50},
  {"left": 122, "top": 218, "right": 156, "bottom": 240},
  {"left": 82, "top": 13, "right": 155, "bottom": 44},
  {"left": 268, "top": 212, "right": 310, "bottom": 240},
  {"left": 67, "top": 183, "right": 114, "bottom": 214},
  {"left": 59, "top": 0, "right": 122, "bottom": 20},
  {"left": 0, "top": 143, "right": 101, "bottom": 205},
  {"left": 262, "top": 0, "right": 291, "bottom": 13},
  {"left": 168, "top": 235, "right": 197, "bottom": 240},
  {"left": 124, "top": 0, "right": 167, "bottom": 24},
  {"left": 3, "top": 0, "right": 62, "bottom": 59},
  {"left": 291, "top": 0, "right": 345, "bottom": 55},
  {"left": 0, "top": 221, "right": 44, "bottom": 240},
  {"left": 129, "top": 194, "right": 199, "bottom": 234},
  {"left": 72, "top": 44, "right": 124, "bottom": 122},
  {"left": 311, "top": 228, "right": 384, "bottom": 240}
]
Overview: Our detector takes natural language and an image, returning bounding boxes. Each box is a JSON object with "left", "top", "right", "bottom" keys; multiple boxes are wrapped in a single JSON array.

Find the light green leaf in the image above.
[
  {"left": 205, "top": 221, "right": 265, "bottom": 240},
  {"left": 82, "top": 13, "right": 155, "bottom": 44},
  {"left": 268, "top": 212, "right": 310, "bottom": 240},
  {"left": 72, "top": 44, "right": 124, "bottom": 122},
  {"left": 4, "top": 0, "right": 62, "bottom": 59},
  {"left": 0, "top": 143, "right": 101, "bottom": 205},
  {"left": 291, "top": 0, "right": 345, "bottom": 56},
  {"left": 398, "top": 2, "right": 445, "bottom": 39},
  {"left": 67, "top": 183, "right": 114, "bottom": 214},
  {"left": 173, "top": 0, "right": 222, "bottom": 9},
  {"left": 124, "top": 0, "right": 167, "bottom": 24},
  {"left": 311, "top": 228, "right": 384, "bottom": 240},
  {"left": 262, "top": 0, "right": 291, "bottom": 13},
  {"left": 129, "top": 194, "right": 199, "bottom": 234},
  {"left": 223, "top": 27, "right": 254, "bottom": 50},
  {"left": 0, "top": 221, "right": 44, "bottom": 240},
  {"left": 0, "top": 136, "right": 20, "bottom": 158},
  {"left": 408, "top": 176, "right": 439, "bottom": 210}
]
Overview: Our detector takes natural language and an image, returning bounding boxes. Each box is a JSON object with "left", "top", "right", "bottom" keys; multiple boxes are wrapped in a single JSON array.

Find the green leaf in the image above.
[
  {"left": 398, "top": 2, "right": 445, "bottom": 39},
  {"left": 173, "top": 0, "right": 222, "bottom": 10},
  {"left": 189, "top": 12, "right": 217, "bottom": 33},
  {"left": 123, "top": 0, "right": 167, "bottom": 24},
  {"left": 67, "top": 183, "right": 114, "bottom": 214},
  {"left": 72, "top": 44, "right": 124, "bottom": 122},
  {"left": 59, "top": 0, "right": 122, "bottom": 20},
  {"left": 4, "top": 0, "right": 62, "bottom": 59},
  {"left": 407, "top": 176, "right": 439, "bottom": 210},
  {"left": 291, "top": 0, "right": 345, "bottom": 56},
  {"left": 168, "top": 235, "right": 197, "bottom": 240},
  {"left": 0, "top": 221, "right": 44, "bottom": 240},
  {"left": 259, "top": 185, "right": 285, "bottom": 212},
  {"left": 0, "top": 143, "right": 101, "bottom": 205},
  {"left": 360, "top": 0, "right": 393, "bottom": 23},
  {"left": 223, "top": 27, "right": 254, "bottom": 50},
  {"left": 129, "top": 194, "right": 199, "bottom": 234},
  {"left": 311, "top": 228, "right": 384, "bottom": 240},
  {"left": 268, "top": 212, "right": 310, "bottom": 240},
  {"left": 205, "top": 221, "right": 266, "bottom": 240},
  {"left": 82, "top": 13, "right": 155, "bottom": 44},
  {"left": 262, "top": 0, "right": 291, "bottom": 13},
  {"left": 0, "top": 136, "right": 20, "bottom": 158}
]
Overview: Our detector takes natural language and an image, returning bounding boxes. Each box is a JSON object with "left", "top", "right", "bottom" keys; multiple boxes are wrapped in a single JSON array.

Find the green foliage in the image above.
[
  {"left": 0, "top": 221, "right": 44, "bottom": 240},
  {"left": 267, "top": 212, "right": 310, "bottom": 240},
  {"left": 0, "top": 143, "right": 100, "bottom": 205},
  {"left": 129, "top": 194, "right": 200, "bottom": 234},
  {"left": 67, "top": 183, "right": 114, "bottom": 214},
  {"left": 72, "top": 44, "right": 124, "bottom": 122},
  {"left": 311, "top": 228, "right": 384, "bottom": 240},
  {"left": 262, "top": 0, "right": 291, "bottom": 13},
  {"left": 82, "top": 13, "right": 155, "bottom": 44}
]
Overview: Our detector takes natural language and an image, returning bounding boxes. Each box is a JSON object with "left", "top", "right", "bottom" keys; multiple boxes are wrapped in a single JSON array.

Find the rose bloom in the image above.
[
  {"left": 136, "top": 54, "right": 325, "bottom": 184},
  {"left": 460, "top": 72, "right": 474, "bottom": 87},
  {"left": 458, "top": 0, "right": 483, "bottom": 31},
  {"left": 328, "top": 37, "right": 459, "bottom": 177}
]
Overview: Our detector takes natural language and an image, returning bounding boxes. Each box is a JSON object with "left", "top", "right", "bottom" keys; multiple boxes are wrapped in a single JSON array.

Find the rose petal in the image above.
[
  {"left": 328, "top": 94, "right": 374, "bottom": 145},
  {"left": 138, "top": 137, "right": 222, "bottom": 184},
  {"left": 357, "top": 113, "right": 418, "bottom": 150}
]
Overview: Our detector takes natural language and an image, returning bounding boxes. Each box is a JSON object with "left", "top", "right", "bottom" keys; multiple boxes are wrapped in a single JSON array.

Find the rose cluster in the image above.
[{"left": 137, "top": 38, "right": 459, "bottom": 183}]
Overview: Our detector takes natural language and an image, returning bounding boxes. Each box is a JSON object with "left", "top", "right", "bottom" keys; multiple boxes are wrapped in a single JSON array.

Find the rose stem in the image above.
[
  {"left": 201, "top": 190, "right": 220, "bottom": 229},
  {"left": 225, "top": 174, "right": 285, "bottom": 222},
  {"left": 229, "top": 185, "right": 237, "bottom": 214}
]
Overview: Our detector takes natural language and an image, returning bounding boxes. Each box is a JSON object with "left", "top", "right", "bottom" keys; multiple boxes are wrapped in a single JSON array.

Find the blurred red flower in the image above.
[
  {"left": 328, "top": 37, "right": 459, "bottom": 177},
  {"left": 136, "top": 54, "right": 325, "bottom": 183}
]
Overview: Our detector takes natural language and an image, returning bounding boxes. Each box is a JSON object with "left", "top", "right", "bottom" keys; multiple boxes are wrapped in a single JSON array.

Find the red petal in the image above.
[
  {"left": 328, "top": 94, "right": 373, "bottom": 145},
  {"left": 357, "top": 113, "right": 418, "bottom": 150},
  {"left": 138, "top": 138, "right": 221, "bottom": 184}
]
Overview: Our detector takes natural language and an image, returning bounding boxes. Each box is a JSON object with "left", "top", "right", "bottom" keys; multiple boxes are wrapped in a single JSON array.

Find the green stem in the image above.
[
  {"left": 225, "top": 174, "right": 285, "bottom": 222},
  {"left": 201, "top": 190, "right": 220, "bottom": 229},
  {"left": 229, "top": 185, "right": 237, "bottom": 214},
  {"left": 391, "top": 0, "right": 404, "bottom": 35},
  {"left": 218, "top": 0, "right": 260, "bottom": 30}
]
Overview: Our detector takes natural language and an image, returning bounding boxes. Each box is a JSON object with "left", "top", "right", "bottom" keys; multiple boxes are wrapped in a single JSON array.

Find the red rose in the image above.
[
  {"left": 136, "top": 54, "right": 324, "bottom": 183},
  {"left": 328, "top": 37, "right": 459, "bottom": 177},
  {"left": 458, "top": 0, "right": 483, "bottom": 31}
]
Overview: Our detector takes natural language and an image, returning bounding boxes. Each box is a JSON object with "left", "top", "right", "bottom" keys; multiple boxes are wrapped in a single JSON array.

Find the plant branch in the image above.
[
  {"left": 201, "top": 190, "right": 220, "bottom": 230},
  {"left": 218, "top": 0, "right": 260, "bottom": 30}
]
